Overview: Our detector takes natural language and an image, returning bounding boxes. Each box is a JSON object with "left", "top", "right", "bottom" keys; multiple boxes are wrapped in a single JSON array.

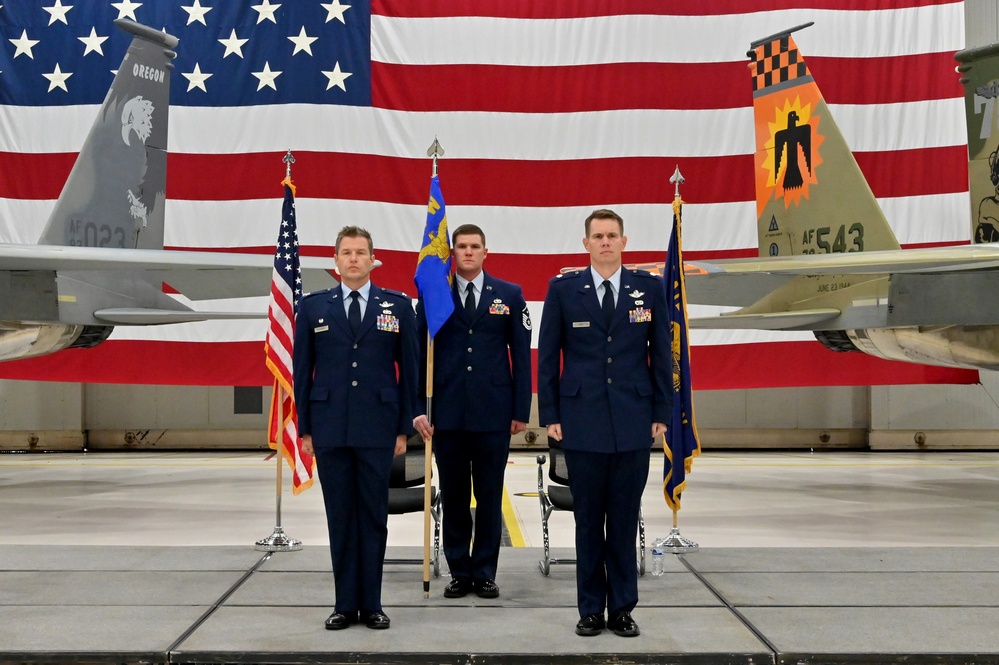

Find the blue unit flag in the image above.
[
  {"left": 664, "top": 197, "right": 702, "bottom": 511},
  {"left": 415, "top": 175, "right": 454, "bottom": 339}
]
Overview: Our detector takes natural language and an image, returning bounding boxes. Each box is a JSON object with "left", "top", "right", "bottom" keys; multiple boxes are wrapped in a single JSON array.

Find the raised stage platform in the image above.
[
  {"left": 2, "top": 544, "right": 999, "bottom": 665},
  {"left": 3, "top": 450, "right": 999, "bottom": 664}
]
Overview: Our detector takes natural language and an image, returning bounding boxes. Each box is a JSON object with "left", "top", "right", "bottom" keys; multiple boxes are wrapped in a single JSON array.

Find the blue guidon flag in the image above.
[
  {"left": 414, "top": 175, "right": 454, "bottom": 339},
  {"left": 664, "top": 197, "right": 701, "bottom": 511}
]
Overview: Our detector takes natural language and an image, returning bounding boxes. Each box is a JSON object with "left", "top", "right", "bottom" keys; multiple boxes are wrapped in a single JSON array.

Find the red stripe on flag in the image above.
[
  {"left": 172, "top": 148, "right": 967, "bottom": 206},
  {"left": 0, "top": 339, "right": 974, "bottom": 388},
  {"left": 372, "top": 0, "right": 956, "bottom": 19},
  {"left": 371, "top": 54, "right": 962, "bottom": 113},
  {"left": 1, "top": 148, "right": 968, "bottom": 207},
  {"left": 689, "top": 341, "right": 979, "bottom": 389},
  {"left": 0, "top": 341, "right": 271, "bottom": 385}
]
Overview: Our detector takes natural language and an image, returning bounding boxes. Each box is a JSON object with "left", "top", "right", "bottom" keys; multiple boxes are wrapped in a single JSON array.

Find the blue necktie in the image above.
[
  {"left": 348, "top": 291, "right": 361, "bottom": 335},
  {"left": 601, "top": 280, "right": 614, "bottom": 327},
  {"left": 464, "top": 284, "right": 476, "bottom": 320}
]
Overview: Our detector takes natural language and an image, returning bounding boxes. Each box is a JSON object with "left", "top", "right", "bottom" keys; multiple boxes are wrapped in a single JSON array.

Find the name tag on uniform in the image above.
[
  {"left": 377, "top": 314, "right": 400, "bottom": 333},
  {"left": 572, "top": 321, "right": 590, "bottom": 328},
  {"left": 629, "top": 308, "right": 652, "bottom": 323},
  {"left": 314, "top": 325, "right": 329, "bottom": 333}
]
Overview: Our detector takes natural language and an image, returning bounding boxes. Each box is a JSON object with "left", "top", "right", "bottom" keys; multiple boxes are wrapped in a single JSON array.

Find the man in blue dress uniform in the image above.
[
  {"left": 537, "top": 209, "right": 672, "bottom": 637},
  {"left": 293, "top": 226, "right": 418, "bottom": 631},
  {"left": 413, "top": 223, "right": 533, "bottom": 599}
]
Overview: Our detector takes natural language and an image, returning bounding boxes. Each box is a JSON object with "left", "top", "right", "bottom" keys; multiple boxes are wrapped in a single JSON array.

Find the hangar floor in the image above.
[{"left": 2, "top": 450, "right": 999, "bottom": 664}]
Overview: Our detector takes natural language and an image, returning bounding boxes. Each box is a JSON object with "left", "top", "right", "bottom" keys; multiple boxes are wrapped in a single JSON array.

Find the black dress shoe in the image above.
[
  {"left": 362, "top": 610, "right": 391, "bottom": 630},
  {"left": 575, "top": 613, "right": 606, "bottom": 636},
  {"left": 324, "top": 611, "right": 357, "bottom": 630},
  {"left": 473, "top": 578, "right": 499, "bottom": 598},
  {"left": 443, "top": 577, "right": 472, "bottom": 598},
  {"left": 608, "top": 610, "right": 640, "bottom": 637}
]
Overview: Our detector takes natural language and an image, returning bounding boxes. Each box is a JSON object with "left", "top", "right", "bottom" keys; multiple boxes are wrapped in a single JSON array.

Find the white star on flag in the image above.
[
  {"left": 252, "top": 62, "right": 282, "bottom": 90},
  {"left": 218, "top": 29, "right": 248, "bottom": 59},
  {"left": 321, "top": 0, "right": 350, "bottom": 24},
  {"left": 9, "top": 30, "right": 40, "bottom": 59},
  {"left": 43, "top": 0, "right": 73, "bottom": 26},
  {"left": 182, "top": 0, "right": 213, "bottom": 26},
  {"left": 111, "top": 0, "right": 142, "bottom": 21},
  {"left": 78, "top": 27, "right": 108, "bottom": 56},
  {"left": 322, "top": 61, "right": 351, "bottom": 91},
  {"left": 182, "top": 63, "right": 213, "bottom": 92},
  {"left": 252, "top": 0, "right": 280, "bottom": 24},
  {"left": 43, "top": 64, "right": 73, "bottom": 92},
  {"left": 288, "top": 27, "right": 318, "bottom": 56}
]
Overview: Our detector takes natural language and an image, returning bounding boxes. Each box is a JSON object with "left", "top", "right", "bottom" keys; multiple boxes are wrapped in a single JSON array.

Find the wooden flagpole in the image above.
[{"left": 423, "top": 333, "right": 435, "bottom": 597}]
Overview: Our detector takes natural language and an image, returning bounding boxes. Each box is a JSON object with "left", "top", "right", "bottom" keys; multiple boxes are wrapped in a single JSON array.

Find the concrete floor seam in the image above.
[
  {"left": 166, "top": 551, "right": 272, "bottom": 656},
  {"left": 678, "top": 553, "right": 780, "bottom": 657}
]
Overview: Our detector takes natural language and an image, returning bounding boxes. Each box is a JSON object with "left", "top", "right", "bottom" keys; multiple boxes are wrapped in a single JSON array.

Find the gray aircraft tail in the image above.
[
  {"left": 748, "top": 24, "right": 901, "bottom": 257},
  {"left": 38, "top": 20, "right": 177, "bottom": 250},
  {"left": 957, "top": 42, "right": 999, "bottom": 244}
]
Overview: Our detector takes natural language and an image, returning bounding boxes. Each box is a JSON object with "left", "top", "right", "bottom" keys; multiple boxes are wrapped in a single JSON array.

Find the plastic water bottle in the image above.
[{"left": 650, "top": 545, "right": 665, "bottom": 577}]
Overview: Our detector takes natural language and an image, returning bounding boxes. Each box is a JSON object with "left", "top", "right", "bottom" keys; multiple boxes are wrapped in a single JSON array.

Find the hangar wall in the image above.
[{"left": 2, "top": 1, "right": 998, "bottom": 453}]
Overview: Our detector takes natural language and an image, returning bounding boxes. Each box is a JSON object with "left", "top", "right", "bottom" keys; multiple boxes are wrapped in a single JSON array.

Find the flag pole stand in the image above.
[
  {"left": 255, "top": 446, "right": 303, "bottom": 552},
  {"left": 256, "top": 384, "right": 303, "bottom": 552},
  {"left": 657, "top": 509, "right": 698, "bottom": 554}
]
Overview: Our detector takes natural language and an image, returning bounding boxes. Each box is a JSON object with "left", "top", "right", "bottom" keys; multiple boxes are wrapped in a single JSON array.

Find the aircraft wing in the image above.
[
  {"left": 683, "top": 244, "right": 999, "bottom": 307},
  {"left": 0, "top": 243, "right": 337, "bottom": 300},
  {"left": 91, "top": 307, "right": 272, "bottom": 324},
  {"left": 689, "top": 308, "right": 841, "bottom": 330}
]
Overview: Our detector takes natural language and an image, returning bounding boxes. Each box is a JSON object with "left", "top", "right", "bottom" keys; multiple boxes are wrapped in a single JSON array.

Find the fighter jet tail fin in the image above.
[
  {"left": 38, "top": 19, "right": 177, "bottom": 251},
  {"left": 748, "top": 24, "right": 900, "bottom": 257},
  {"left": 957, "top": 42, "right": 999, "bottom": 244}
]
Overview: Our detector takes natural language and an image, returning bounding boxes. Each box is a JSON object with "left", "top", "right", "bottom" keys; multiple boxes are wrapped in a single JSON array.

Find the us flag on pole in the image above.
[{"left": 265, "top": 180, "right": 314, "bottom": 494}]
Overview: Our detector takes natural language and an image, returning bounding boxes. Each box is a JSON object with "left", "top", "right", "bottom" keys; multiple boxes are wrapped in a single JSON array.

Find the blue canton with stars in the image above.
[
  {"left": 276, "top": 182, "right": 302, "bottom": 310},
  {"left": 0, "top": 0, "right": 371, "bottom": 107}
]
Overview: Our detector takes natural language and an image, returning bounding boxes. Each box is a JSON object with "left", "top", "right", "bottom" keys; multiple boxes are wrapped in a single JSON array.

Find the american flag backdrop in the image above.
[{"left": 0, "top": 0, "right": 979, "bottom": 388}]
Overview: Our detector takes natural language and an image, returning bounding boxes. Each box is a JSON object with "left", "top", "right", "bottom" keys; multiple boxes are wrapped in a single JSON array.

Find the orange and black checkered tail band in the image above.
[{"left": 750, "top": 35, "right": 811, "bottom": 94}]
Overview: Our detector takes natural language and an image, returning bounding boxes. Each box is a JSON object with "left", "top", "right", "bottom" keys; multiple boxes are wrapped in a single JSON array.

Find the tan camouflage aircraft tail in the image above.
[{"left": 748, "top": 24, "right": 901, "bottom": 257}]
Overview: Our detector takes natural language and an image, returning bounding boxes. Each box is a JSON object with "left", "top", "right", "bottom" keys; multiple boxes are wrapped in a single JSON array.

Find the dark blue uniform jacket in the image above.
[
  {"left": 417, "top": 272, "right": 532, "bottom": 431},
  {"left": 537, "top": 269, "right": 672, "bottom": 452},
  {"left": 293, "top": 283, "right": 418, "bottom": 449}
]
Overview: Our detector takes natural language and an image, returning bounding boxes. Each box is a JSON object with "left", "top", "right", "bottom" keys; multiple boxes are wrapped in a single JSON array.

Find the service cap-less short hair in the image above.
[
  {"left": 335, "top": 225, "right": 373, "bottom": 254},
  {"left": 584, "top": 209, "right": 624, "bottom": 236},
  {"left": 451, "top": 223, "right": 486, "bottom": 246}
]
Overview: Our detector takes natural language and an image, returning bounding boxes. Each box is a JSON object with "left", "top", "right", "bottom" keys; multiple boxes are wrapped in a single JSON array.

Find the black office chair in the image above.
[
  {"left": 385, "top": 439, "right": 441, "bottom": 577},
  {"left": 536, "top": 437, "right": 645, "bottom": 576}
]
